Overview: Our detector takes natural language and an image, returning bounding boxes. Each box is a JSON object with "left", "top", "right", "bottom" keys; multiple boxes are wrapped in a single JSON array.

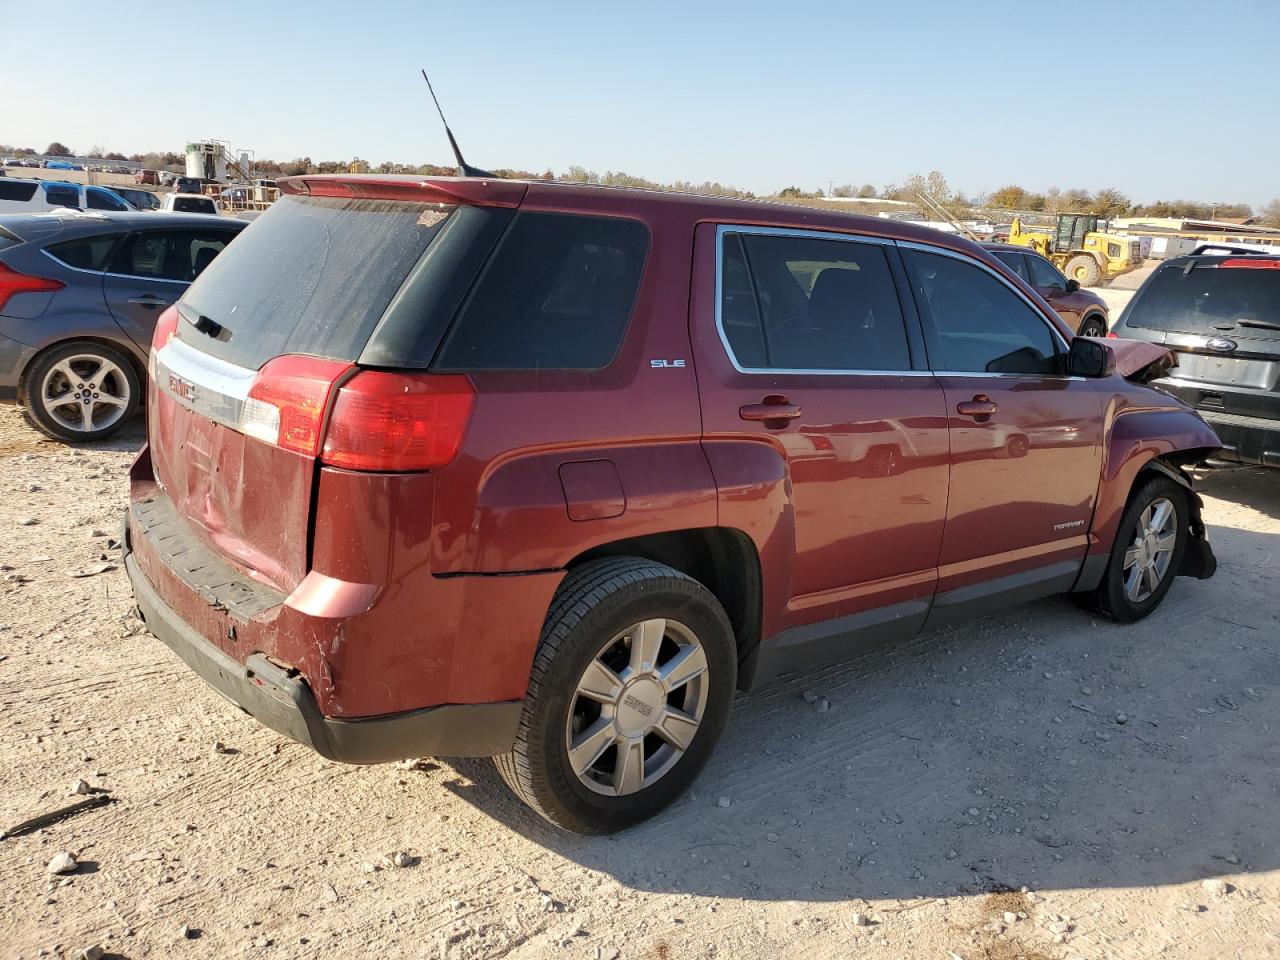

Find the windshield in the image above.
[
  {"left": 1123, "top": 262, "right": 1280, "bottom": 342},
  {"left": 178, "top": 194, "right": 454, "bottom": 369}
]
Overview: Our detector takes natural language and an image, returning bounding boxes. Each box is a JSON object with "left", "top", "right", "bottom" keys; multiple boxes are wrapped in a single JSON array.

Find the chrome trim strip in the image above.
[
  {"left": 932, "top": 371, "right": 1087, "bottom": 382},
  {"left": 38, "top": 247, "right": 190, "bottom": 285},
  {"left": 713, "top": 223, "right": 924, "bottom": 377},
  {"left": 153, "top": 336, "right": 256, "bottom": 428}
]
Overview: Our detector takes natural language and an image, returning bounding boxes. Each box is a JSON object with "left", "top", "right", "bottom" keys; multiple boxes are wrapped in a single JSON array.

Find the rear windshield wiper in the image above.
[{"left": 1236, "top": 319, "right": 1280, "bottom": 332}]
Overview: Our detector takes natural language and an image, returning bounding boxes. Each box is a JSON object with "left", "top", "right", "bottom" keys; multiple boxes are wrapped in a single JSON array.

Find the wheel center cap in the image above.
[{"left": 616, "top": 677, "right": 663, "bottom": 737}]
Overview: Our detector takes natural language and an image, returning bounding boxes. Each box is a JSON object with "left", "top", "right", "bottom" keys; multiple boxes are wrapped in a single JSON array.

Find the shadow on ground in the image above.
[{"left": 441, "top": 480, "right": 1279, "bottom": 903}]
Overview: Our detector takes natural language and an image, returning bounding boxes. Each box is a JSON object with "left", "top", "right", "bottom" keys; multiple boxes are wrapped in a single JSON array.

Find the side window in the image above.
[
  {"left": 1027, "top": 254, "right": 1067, "bottom": 292},
  {"left": 189, "top": 232, "right": 232, "bottom": 277},
  {"left": 0, "top": 181, "right": 39, "bottom": 202},
  {"left": 991, "top": 250, "right": 1029, "bottom": 282},
  {"left": 86, "top": 188, "right": 127, "bottom": 211},
  {"left": 905, "top": 249, "right": 1063, "bottom": 375},
  {"left": 112, "top": 230, "right": 230, "bottom": 282},
  {"left": 720, "top": 235, "right": 768, "bottom": 367},
  {"left": 720, "top": 231, "right": 912, "bottom": 372},
  {"left": 435, "top": 212, "right": 649, "bottom": 370},
  {"left": 43, "top": 185, "right": 81, "bottom": 209},
  {"left": 45, "top": 235, "right": 118, "bottom": 271}
]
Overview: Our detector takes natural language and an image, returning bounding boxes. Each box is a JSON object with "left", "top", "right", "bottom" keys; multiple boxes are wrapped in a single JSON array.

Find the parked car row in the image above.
[
  {"left": 0, "top": 178, "right": 134, "bottom": 213},
  {"left": 112, "top": 175, "right": 1225, "bottom": 835}
]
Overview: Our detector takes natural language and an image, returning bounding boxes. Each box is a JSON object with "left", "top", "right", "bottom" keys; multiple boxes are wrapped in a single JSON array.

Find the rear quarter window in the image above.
[
  {"left": 434, "top": 212, "right": 649, "bottom": 371},
  {"left": 0, "top": 181, "right": 38, "bottom": 202},
  {"left": 46, "top": 235, "right": 119, "bottom": 271}
]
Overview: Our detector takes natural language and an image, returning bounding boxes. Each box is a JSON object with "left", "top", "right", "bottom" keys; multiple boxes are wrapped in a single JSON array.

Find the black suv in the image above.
[{"left": 1112, "top": 247, "right": 1280, "bottom": 467}]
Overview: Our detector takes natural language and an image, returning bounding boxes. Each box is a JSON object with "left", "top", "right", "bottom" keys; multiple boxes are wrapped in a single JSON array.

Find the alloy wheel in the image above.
[
  {"left": 39, "top": 354, "right": 131, "bottom": 434},
  {"left": 565, "top": 617, "right": 710, "bottom": 797},
  {"left": 1122, "top": 496, "right": 1177, "bottom": 602}
]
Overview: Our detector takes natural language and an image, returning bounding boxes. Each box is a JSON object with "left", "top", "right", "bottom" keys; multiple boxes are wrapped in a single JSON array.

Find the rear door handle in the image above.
[
  {"left": 956, "top": 395, "right": 998, "bottom": 419},
  {"left": 740, "top": 397, "right": 803, "bottom": 423},
  {"left": 127, "top": 296, "right": 170, "bottom": 309}
]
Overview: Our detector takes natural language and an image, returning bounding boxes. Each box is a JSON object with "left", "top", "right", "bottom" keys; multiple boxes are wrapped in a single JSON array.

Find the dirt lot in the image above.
[{"left": 2, "top": 300, "right": 1279, "bottom": 958}]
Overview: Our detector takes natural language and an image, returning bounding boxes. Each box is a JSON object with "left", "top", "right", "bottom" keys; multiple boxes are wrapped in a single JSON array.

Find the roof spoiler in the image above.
[{"left": 277, "top": 175, "right": 525, "bottom": 208}]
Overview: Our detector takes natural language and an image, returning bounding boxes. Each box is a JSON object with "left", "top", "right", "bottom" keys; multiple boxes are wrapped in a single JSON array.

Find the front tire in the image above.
[
  {"left": 495, "top": 558, "right": 737, "bottom": 834},
  {"left": 1065, "top": 254, "right": 1102, "bottom": 287},
  {"left": 1081, "top": 474, "right": 1188, "bottom": 623},
  {"left": 22, "top": 341, "right": 140, "bottom": 443},
  {"left": 1079, "top": 314, "right": 1108, "bottom": 337}
]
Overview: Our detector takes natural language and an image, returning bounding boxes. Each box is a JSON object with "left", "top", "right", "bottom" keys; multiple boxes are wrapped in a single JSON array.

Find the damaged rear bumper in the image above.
[{"left": 123, "top": 517, "right": 522, "bottom": 763}]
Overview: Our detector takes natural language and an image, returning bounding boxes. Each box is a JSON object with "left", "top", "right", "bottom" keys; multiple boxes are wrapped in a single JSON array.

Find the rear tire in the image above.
[
  {"left": 495, "top": 557, "right": 737, "bottom": 834},
  {"left": 1065, "top": 254, "right": 1102, "bottom": 287},
  {"left": 22, "top": 340, "right": 140, "bottom": 443},
  {"left": 1079, "top": 314, "right": 1107, "bottom": 337},
  {"left": 1078, "top": 474, "right": 1188, "bottom": 623}
]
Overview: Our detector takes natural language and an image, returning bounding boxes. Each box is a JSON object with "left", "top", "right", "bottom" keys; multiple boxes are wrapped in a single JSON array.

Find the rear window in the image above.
[
  {"left": 0, "top": 181, "right": 38, "bottom": 202},
  {"left": 179, "top": 194, "right": 454, "bottom": 369},
  {"left": 46, "top": 235, "right": 118, "bottom": 271},
  {"left": 1123, "top": 261, "right": 1280, "bottom": 341},
  {"left": 172, "top": 196, "right": 214, "bottom": 213},
  {"left": 434, "top": 212, "right": 649, "bottom": 371}
]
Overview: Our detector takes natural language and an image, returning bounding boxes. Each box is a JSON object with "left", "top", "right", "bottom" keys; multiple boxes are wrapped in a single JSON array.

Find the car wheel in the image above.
[
  {"left": 1079, "top": 315, "right": 1107, "bottom": 337},
  {"left": 495, "top": 557, "right": 737, "bottom": 834},
  {"left": 1080, "top": 474, "right": 1188, "bottom": 623},
  {"left": 1065, "top": 254, "right": 1101, "bottom": 287},
  {"left": 22, "top": 341, "right": 140, "bottom": 443}
]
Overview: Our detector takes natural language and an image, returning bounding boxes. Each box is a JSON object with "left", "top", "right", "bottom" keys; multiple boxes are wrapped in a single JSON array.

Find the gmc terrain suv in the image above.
[
  {"left": 125, "top": 176, "right": 1219, "bottom": 833},
  {"left": 1110, "top": 247, "right": 1280, "bottom": 467}
]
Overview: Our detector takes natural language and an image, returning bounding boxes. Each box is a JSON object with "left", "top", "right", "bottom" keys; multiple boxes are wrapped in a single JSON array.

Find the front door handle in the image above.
[
  {"left": 127, "top": 296, "right": 170, "bottom": 309},
  {"left": 956, "top": 395, "right": 998, "bottom": 419},
  {"left": 740, "top": 396, "right": 803, "bottom": 424}
]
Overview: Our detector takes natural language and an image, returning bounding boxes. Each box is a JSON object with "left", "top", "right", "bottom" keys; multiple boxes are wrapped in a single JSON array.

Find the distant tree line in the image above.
[{"left": 6, "top": 142, "right": 1277, "bottom": 226}]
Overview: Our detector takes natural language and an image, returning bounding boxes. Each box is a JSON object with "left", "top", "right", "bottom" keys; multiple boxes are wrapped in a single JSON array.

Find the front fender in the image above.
[{"left": 1087, "top": 388, "right": 1220, "bottom": 565}]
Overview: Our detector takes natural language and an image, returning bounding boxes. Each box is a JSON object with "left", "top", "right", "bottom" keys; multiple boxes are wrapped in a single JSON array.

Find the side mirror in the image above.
[
  {"left": 1067, "top": 336, "right": 1115, "bottom": 377},
  {"left": 1065, "top": 278, "right": 1080, "bottom": 293}
]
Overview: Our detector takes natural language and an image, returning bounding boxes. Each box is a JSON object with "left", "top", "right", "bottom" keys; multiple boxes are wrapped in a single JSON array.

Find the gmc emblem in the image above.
[{"left": 168, "top": 374, "right": 196, "bottom": 403}]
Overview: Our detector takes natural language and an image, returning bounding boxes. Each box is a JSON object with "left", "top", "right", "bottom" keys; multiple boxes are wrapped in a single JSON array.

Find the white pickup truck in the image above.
[{"left": 159, "top": 193, "right": 219, "bottom": 215}]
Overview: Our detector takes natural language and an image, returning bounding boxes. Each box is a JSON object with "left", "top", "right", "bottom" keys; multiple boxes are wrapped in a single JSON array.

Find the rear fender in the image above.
[
  {"left": 699, "top": 439, "right": 796, "bottom": 648},
  {"left": 438, "top": 440, "right": 720, "bottom": 573}
]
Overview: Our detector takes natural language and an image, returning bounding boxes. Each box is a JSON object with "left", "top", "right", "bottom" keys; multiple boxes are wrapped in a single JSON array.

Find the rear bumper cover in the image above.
[{"left": 124, "top": 518, "right": 522, "bottom": 763}]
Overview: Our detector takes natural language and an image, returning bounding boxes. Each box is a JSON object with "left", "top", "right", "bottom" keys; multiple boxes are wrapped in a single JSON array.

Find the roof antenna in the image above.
[{"left": 421, "top": 69, "right": 494, "bottom": 178}]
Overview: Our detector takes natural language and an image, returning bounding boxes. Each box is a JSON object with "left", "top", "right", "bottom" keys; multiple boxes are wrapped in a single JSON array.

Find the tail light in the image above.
[
  {"left": 237, "top": 356, "right": 474, "bottom": 471},
  {"left": 152, "top": 305, "right": 179, "bottom": 350},
  {"left": 1220, "top": 258, "right": 1280, "bottom": 270},
  {"left": 240, "top": 356, "right": 353, "bottom": 456},
  {"left": 0, "top": 261, "right": 65, "bottom": 313},
  {"left": 321, "top": 371, "right": 475, "bottom": 471},
  {"left": 1106, "top": 331, "right": 1119, "bottom": 338},
  {"left": 148, "top": 305, "right": 180, "bottom": 379}
]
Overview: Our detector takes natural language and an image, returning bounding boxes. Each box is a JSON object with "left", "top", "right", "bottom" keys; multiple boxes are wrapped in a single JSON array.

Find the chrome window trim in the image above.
[
  {"left": 896, "top": 239, "right": 1073, "bottom": 355},
  {"left": 713, "top": 222, "right": 927, "bottom": 377}
]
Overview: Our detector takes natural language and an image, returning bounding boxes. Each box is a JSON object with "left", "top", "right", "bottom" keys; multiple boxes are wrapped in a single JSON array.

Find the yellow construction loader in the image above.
[{"left": 1007, "top": 214, "right": 1142, "bottom": 286}]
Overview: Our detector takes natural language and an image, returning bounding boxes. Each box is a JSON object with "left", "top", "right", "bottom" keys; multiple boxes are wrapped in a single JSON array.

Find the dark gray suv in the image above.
[
  {"left": 0, "top": 211, "right": 245, "bottom": 441},
  {"left": 1111, "top": 248, "right": 1280, "bottom": 467}
]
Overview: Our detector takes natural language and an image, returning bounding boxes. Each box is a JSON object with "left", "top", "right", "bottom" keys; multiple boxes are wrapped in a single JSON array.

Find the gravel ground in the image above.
[{"left": 2, "top": 288, "right": 1279, "bottom": 959}]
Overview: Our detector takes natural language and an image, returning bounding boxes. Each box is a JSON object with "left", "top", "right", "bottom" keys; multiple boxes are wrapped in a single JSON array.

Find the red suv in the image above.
[{"left": 125, "top": 176, "right": 1219, "bottom": 834}]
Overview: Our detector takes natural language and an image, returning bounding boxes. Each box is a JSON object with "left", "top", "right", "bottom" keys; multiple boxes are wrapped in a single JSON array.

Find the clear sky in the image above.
[{"left": 3, "top": 0, "right": 1277, "bottom": 206}]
